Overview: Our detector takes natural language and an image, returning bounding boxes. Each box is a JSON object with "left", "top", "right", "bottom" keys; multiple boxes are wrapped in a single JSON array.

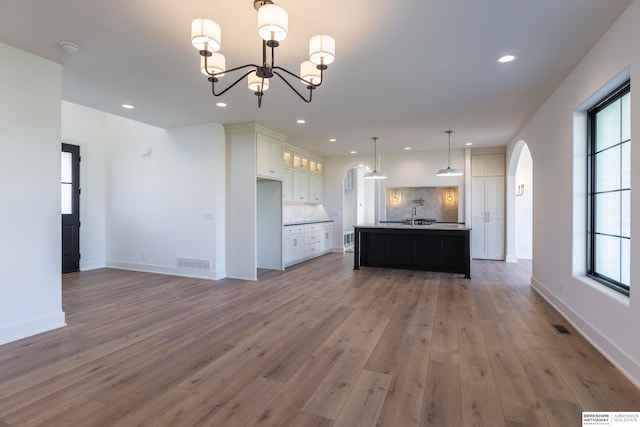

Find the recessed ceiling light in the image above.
[
  {"left": 404, "top": 147, "right": 411, "bottom": 150},
  {"left": 329, "top": 138, "right": 337, "bottom": 142},
  {"left": 296, "top": 119, "right": 306, "bottom": 124},
  {"left": 122, "top": 104, "right": 134, "bottom": 109},
  {"left": 350, "top": 150, "right": 357, "bottom": 154},
  {"left": 465, "top": 142, "right": 473, "bottom": 146},
  {"left": 498, "top": 54, "right": 516, "bottom": 63},
  {"left": 216, "top": 102, "right": 227, "bottom": 107}
]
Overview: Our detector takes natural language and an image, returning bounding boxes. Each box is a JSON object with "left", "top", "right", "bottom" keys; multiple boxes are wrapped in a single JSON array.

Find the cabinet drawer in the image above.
[
  {"left": 305, "top": 230, "right": 323, "bottom": 244},
  {"left": 304, "top": 241, "right": 321, "bottom": 257},
  {"left": 284, "top": 225, "right": 304, "bottom": 235},
  {"left": 304, "top": 223, "right": 322, "bottom": 232}
]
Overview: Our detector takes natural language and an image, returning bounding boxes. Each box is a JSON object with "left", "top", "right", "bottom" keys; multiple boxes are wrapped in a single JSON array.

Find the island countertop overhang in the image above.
[{"left": 354, "top": 223, "right": 471, "bottom": 231}]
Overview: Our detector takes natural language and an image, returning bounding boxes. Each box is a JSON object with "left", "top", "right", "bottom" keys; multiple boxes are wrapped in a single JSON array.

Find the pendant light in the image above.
[
  {"left": 364, "top": 137, "right": 387, "bottom": 179},
  {"left": 436, "top": 130, "right": 463, "bottom": 176}
]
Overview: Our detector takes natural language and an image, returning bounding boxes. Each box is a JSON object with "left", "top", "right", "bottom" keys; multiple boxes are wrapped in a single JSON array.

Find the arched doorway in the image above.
[
  {"left": 506, "top": 140, "right": 533, "bottom": 262},
  {"left": 342, "top": 165, "right": 375, "bottom": 251}
]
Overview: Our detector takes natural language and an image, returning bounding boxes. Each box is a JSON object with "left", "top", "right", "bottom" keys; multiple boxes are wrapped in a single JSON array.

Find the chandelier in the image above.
[{"left": 191, "top": 0, "right": 336, "bottom": 108}]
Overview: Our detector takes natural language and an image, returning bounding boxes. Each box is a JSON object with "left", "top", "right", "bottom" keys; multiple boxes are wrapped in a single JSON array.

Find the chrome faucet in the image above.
[{"left": 411, "top": 207, "right": 417, "bottom": 226}]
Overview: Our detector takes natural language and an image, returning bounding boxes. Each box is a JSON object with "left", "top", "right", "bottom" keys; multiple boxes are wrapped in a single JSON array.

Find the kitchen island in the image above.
[{"left": 353, "top": 223, "right": 471, "bottom": 278}]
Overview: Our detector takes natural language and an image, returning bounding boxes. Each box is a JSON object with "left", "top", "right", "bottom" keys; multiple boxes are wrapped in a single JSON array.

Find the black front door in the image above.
[{"left": 61, "top": 143, "right": 80, "bottom": 273}]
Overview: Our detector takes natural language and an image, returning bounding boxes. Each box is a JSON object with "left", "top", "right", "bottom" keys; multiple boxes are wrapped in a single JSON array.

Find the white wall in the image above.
[
  {"left": 0, "top": 42, "right": 66, "bottom": 344},
  {"left": 61, "top": 101, "right": 107, "bottom": 271},
  {"left": 105, "top": 117, "right": 226, "bottom": 279},
  {"left": 512, "top": 0, "right": 640, "bottom": 386},
  {"left": 515, "top": 145, "right": 533, "bottom": 259}
]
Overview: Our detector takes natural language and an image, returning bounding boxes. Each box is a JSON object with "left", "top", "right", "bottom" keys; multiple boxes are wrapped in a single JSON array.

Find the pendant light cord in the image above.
[
  {"left": 446, "top": 130, "right": 452, "bottom": 168},
  {"left": 372, "top": 137, "right": 378, "bottom": 172}
]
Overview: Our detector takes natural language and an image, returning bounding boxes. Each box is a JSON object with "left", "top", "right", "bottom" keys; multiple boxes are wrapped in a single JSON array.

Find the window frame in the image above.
[{"left": 586, "top": 80, "right": 631, "bottom": 296}]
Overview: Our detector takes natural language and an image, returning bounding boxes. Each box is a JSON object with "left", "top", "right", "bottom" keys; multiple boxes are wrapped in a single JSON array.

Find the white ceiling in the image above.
[{"left": 0, "top": 0, "right": 632, "bottom": 156}]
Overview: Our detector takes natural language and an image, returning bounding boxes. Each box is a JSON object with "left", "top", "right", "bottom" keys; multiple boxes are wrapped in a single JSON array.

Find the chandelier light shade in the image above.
[
  {"left": 436, "top": 130, "right": 463, "bottom": 177},
  {"left": 191, "top": 0, "right": 335, "bottom": 108},
  {"left": 248, "top": 71, "right": 270, "bottom": 92},
  {"left": 257, "top": 4, "right": 288, "bottom": 42},
  {"left": 200, "top": 53, "right": 225, "bottom": 77},
  {"left": 300, "top": 60, "right": 322, "bottom": 85},
  {"left": 364, "top": 137, "right": 387, "bottom": 180},
  {"left": 191, "top": 18, "right": 221, "bottom": 52},
  {"left": 309, "top": 35, "right": 336, "bottom": 65}
]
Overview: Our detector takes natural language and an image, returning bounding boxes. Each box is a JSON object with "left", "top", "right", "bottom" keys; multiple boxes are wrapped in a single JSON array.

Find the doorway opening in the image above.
[
  {"left": 61, "top": 143, "right": 80, "bottom": 273},
  {"left": 342, "top": 165, "right": 375, "bottom": 251},
  {"left": 514, "top": 144, "right": 533, "bottom": 260}
]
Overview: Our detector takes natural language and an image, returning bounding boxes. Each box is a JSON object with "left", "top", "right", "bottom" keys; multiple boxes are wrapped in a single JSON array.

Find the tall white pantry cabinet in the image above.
[{"left": 471, "top": 153, "right": 505, "bottom": 260}]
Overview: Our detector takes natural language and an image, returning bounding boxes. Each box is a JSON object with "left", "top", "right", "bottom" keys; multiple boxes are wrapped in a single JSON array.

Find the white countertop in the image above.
[{"left": 355, "top": 223, "right": 471, "bottom": 231}]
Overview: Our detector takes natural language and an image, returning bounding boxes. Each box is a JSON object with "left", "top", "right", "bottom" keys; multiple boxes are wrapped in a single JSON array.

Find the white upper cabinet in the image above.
[
  {"left": 283, "top": 144, "right": 325, "bottom": 204},
  {"left": 292, "top": 170, "right": 310, "bottom": 203},
  {"left": 309, "top": 175, "right": 323, "bottom": 203},
  {"left": 256, "top": 132, "right": 284, "bottom": 180},
  {"left": 471, "top": 153, "right": 505, "bottom": 177}
]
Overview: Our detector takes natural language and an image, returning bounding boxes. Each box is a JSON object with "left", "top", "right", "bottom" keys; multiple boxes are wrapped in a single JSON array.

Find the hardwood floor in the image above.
[{"left": 0, "top": 254, "right": 638, "bottom": 426}]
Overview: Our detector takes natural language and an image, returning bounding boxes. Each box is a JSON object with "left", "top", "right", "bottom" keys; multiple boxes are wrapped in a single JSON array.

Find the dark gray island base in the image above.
[{"left": 353, "top": 224, "right": 471, "bottom": 278}]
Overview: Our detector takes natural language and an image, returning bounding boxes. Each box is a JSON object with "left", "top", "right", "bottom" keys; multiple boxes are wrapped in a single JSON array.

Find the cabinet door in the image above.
[
  {"left": 471, "top": 176, "right": 504, "bottom": 260},
  {"left": 269, "top": 140, "right": 283, "bottom": 178},
  {"left": 256, "top": 134, "right": 283, "bottom": 179},
  {"left": 256, "top": 134, "right": 271, "bottom": 177},
  {"left": 309, "top": 175, "right": 323, "bottom": 203},
  {"left": 486, "top": 154, "right": 505, "bottom": 177},
  {"left": 292, "top": 171, "right": 309, "bottom": 202},
  {"left": 284, "top": 234, "right": 304, "bottom": 264},
  {"left": 485, "top": 177, "right": 504, "bottom": 259},
  {"left": 282, "top": 168, "right": 293, "bottom": 202},
  {"left": 471, "top": 177, "right": 487, "bottom": 258},
  {"left": 321, "top": 225, "right": 334, "bottom": 252}
]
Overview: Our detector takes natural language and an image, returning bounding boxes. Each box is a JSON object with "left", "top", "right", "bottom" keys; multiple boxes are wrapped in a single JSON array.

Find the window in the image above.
[
  {"left": 61, "top": 151, "right": 73, "bottom": 214},
  {"left": 587, "top": 81, "right": 630, "bottom": 296}
]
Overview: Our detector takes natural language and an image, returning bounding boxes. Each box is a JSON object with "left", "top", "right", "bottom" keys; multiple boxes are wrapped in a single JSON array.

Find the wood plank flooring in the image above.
[{"left": 1, "top": 254, "right": 639, "bottom": 426}]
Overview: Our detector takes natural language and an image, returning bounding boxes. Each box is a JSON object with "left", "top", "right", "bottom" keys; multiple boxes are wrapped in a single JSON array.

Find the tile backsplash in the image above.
[
  {"left": 386, "top": 186, "right": 458, "bottom": 222},
  {"left": 283, "top": 203, "right": 331, "bottom": 224}
]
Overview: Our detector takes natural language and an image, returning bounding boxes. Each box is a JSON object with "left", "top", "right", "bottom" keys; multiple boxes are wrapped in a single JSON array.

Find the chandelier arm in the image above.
[
  {"left": 272, "top": 66, "right": 322, "bottom": 88},
  {"left": 202, "top": 55, "right": 261, "bottom": 78},
  {"left": 272, "top": 71, "right": 313, "bottom": 103},
  {"left": 211, "top": 69, "right": 256, "bottom": 97}
]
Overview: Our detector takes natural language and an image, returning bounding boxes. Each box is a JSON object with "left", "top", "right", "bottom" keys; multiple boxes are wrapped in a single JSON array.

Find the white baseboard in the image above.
[
  {"left": 107, "top": 260, "right": 219, "bottom": 281},
  {"left": 80, "top": 260, "right": 106, "bottom": 271},
  {"left": 0, "top": 311, "right": 66, "bottom": 346},
  {"left": 531, "top": 276, "right": 640, "bottom": 389}
]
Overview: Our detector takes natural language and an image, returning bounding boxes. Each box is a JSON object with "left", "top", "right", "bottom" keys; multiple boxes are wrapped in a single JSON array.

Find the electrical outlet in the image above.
[
  {"left": 559, "top": 281, "right": 563, "bottom": 294},
  {"left": 142, "top": 252, "right": 147, "bottom": 261}
]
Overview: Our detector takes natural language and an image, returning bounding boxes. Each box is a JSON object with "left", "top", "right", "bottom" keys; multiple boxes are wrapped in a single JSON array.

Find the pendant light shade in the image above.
[
  {"left": 200, "top": 52, "right": 226, "bottom": 77},
  {"left": 257, "top": 3, "right": 288, "bottom": 42},
  {"left": 191, "top": 18, "right": 221, "bottom": 52},
  {"left": 436, "top": 130, "right": 463, "bottom": 176},
  {"left": 364, "top": 137, "right": 387, "bottom": 180},
  {"left": 300, "top": 60, "right": 322, "bottom": 85},
  {"left": 248, "top": 71, "right": 270, "bottom": 92},
  {"left": 309, "top": 35, "right": 335, "bottom": 65}
]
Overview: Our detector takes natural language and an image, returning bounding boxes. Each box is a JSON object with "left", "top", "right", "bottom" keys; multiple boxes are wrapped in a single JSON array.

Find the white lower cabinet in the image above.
[
  {"left": 284, "top": 221, "right": 334, "bottom": 267},
  {"left": 284, "top": 225, "right": 304, "bottom": 265},
  {"left": 320, "top": 222, "right": 334, "bottom": 252}
]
